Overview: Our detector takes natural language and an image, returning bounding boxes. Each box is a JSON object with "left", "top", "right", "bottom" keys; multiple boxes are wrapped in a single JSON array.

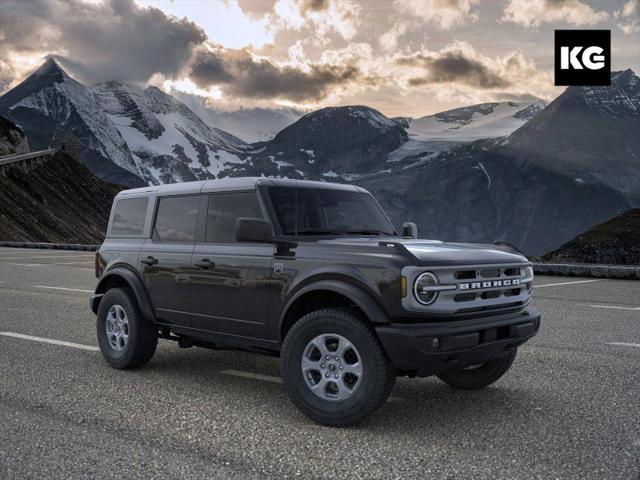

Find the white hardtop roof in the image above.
[{"left": 116, "top": 177, "right": 367, "bottom": 198}]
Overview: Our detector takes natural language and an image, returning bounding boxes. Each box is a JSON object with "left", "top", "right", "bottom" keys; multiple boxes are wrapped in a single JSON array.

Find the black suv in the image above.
[{"left": 91, "top": 177, "right": 540, "bottom": 426}]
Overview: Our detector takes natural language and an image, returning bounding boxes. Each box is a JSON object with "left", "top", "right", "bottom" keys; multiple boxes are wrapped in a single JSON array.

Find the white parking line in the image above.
[
  {"left": 535, "top": 279, "right": 603, "bottom": 288},
  {"left": 0, "top": 332, "right": 99, "bottom": 351},
  {"left": 589, "top": 305, "right": 640, "bottom": 311},
  {"left": 8, "top": 262, "right": 91, "bottom": 267},
  {"left": 34, "top": 285, "right": 94, "bottom": 294},
  {"left": 221, "top": 369, "right": 283, "bottom": 384},
  {"left": 607, "top": 342, "right": 640, "bottom": 348}
]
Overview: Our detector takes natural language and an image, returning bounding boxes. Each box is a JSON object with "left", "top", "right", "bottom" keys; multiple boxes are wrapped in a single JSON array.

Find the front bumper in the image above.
[{"left": 375, "top": 307, "right": 540, "bottom": 377}]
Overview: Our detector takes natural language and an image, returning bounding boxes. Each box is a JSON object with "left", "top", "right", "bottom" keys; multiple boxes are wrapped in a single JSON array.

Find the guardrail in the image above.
[
  {"left": 0, "top": 242, "right": 99, "bottom": 251},
  {"left": 0, "top": 148, "right": 57, "bottom": 173},
  {"left": 533, "top": 262, "right": 640, "bottom": 279}
]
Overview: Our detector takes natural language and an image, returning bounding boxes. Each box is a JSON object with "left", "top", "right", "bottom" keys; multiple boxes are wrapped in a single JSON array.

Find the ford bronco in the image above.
[{"left": 91, "top": 177, "right": 540, "bottom": 427}]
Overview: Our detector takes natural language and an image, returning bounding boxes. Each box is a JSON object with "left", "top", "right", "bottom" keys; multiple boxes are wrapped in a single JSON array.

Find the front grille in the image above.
[{"left": 402, "top": 263, "right": 533, "bottom": 317}]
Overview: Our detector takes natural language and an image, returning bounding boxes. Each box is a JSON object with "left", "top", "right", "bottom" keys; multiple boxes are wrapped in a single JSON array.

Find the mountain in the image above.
[
  {"left": 354, "top": 71, "right": 640, "bottom": 255},
  {"left": 246, "top": 106, "right": 408, "bottom": 180},
  {"left": 0, "top": 121, "right": 120, "bottom": 242},
  {"left": 405, "top": 101, "right": 546, "bottom": 142},
  {"left": 0, "top": 59, "right": 253, "bottom": 186},
  {"left": 357, "top": 140, "right": 630, "bottom": 255},
  {"left": 0, "top": 116, "right": 29, "bottom": 156},
  {"left": 0, "top": 59, "right": 142, "bottom": 187},
  {"left": 501, "top": 69, "right": 640, "bottom": 203},
  {"left": 2, "top": 59, "right": 637, "bottom": 257},
  {"left": 172, "top": 91, "right": 301, "bottom": 143},
  {"left": 91, "top": 81, "right": 248, "bottom": 184},
  {"left": 540, "top": 209, "right": 640, "bottom": 265}
]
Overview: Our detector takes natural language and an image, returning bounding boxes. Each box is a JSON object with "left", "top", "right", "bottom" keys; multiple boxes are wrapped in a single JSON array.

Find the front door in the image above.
[
  {"left": 139, "top": 194, "right": 201, "bottom": 326},
  {"left": 189, "top": 191, "right": 274, "bottom": 340}
]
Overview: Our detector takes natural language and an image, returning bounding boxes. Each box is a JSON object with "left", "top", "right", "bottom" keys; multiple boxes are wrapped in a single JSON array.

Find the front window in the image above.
[
  {"left": 206, "top": 192, "right": 263, "bottom": 243},
  {"left": 268, "top": 187, "right": 395, "bottom": 236}
]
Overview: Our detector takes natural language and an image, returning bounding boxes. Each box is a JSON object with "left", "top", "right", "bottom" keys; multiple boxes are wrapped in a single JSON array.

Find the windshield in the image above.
[{"left": 268, "top": 186, "right": 396, "bottom": 236}]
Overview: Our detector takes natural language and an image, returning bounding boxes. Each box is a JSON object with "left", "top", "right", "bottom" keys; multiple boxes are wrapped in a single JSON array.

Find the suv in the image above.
[{"left": 91, "top": 177, "right": 540, "bottom": 427}]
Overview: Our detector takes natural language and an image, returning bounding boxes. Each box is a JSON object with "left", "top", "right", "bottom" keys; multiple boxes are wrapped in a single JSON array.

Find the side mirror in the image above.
[
  {"left": 236, "top": 217, "right": 274, "bottom": 243},
  {"left": 402, "top": 221, "right": 418, "bottom": 239}
]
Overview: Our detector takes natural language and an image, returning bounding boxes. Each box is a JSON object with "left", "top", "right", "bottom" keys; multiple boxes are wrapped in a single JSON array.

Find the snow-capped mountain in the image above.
[
  {"left": 502, "top": 69, "right": 640, "bottom": 203},
  {"left": 221, "top": 105, "right": 408, "bottom": 181},
  {"left": 0, "top": 59, "right": 252, "bottom": 186},
  {"left": 357, "top": 70, "right": 640, "bottom": 255},
  {"left": 405, "top": 101, "right": 546, "bottom": 142},
  {"left": 91, "top": 81, "right": 248, "bottom": 184},
  {"left": 0, "top": 59, "right": 142, "bottom": 186}
]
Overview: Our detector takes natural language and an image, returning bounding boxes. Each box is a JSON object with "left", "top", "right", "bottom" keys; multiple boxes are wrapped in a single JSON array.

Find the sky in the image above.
[{"left": 1, "top": 0, "right": 638, "bottom": 117}]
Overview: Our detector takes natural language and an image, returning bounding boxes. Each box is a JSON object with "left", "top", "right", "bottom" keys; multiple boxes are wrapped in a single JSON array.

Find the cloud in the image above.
[
  {"left": 379, "top": 22, "right": 409, "bottom": 51},
  {"left": 395, "top": 0, "right": 479, "bottom": 30},
  {"left": 394, "top": 41, "right": 556, "bottom": 102},
  {"left": 396, "top": 42, "right": 511, "bottom": 89},
  {"left": 615, "top": 0, "right": 639, "bottom": 34},
  {"left": 189, "top": 46, "right": 362, "bottom": 102},
  {"left": 273, "top": 0, "right": 361, "bottom": 40},
  {"left": 0, "top": 0, "right": 205, "bottom": 85},
  {"left": 501, "top": 0, "right": 609, "bottom": 28}
]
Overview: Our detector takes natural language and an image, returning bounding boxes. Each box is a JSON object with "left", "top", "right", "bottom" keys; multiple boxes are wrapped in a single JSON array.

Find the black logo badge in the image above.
[{"left": 555, "top": 30, "right": 610, "bottom": 86}]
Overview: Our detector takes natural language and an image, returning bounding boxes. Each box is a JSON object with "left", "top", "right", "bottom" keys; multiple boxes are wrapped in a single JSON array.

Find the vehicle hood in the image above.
[{"left": 317, "top": 237, "right": 528, "bottom": 266}]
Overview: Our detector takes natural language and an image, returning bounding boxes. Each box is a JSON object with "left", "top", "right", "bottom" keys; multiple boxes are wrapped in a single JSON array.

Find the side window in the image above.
[
  {"left": 110, "top": 197, "right": 148, "bottom": 236},
  {"left": 206, "top": 192, "right": 262, "bottom": 243},
  {"left": 154, "top": 195, "right": 200, "bottom": 243}
]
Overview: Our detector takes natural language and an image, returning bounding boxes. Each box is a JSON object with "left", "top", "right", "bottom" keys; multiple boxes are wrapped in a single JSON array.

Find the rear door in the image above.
[
  {"left": 189, "top": 191, "right": 275, "bottom": 340},
  {"left": 139, "top": 194, "right": 202, "bottom": 326}
]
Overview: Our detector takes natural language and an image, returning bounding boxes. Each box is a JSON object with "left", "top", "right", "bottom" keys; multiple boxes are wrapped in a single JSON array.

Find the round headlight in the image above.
[
  {"left": 414, "top": 272, "right": 439, "bottom": 305},
  {"left": 524, "top": 266, "right": 534, "bottom": 280},
  {"left": 524, "top": 266, "right": 534, "bottom": 293}
]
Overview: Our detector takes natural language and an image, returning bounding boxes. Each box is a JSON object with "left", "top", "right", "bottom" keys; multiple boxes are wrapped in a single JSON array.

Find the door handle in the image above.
[
  {"left": 194, "top": 259, "right": 215, "bottom": 269},
  {"left": 141, "top": 256, "right": 158, "bottom": 266}
]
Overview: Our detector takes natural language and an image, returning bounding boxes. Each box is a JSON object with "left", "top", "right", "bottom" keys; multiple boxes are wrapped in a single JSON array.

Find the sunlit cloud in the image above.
[
  {"left": 501, "top": 0, "right": 609, "bottom": 28},
  {"left": 615, "top": 0, "right": 639, "bottom": 34},
  {"left": 136, "top": 0, "right": 274, "bottom": 49},
  {"left": 395, "top": 0, "right": 479, "bottom": 30}
]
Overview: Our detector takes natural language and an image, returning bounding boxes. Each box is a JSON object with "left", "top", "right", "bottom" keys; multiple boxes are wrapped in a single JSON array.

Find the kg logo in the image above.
[{"left": 555, "top": 30, "right": 610, "bottom": 86}]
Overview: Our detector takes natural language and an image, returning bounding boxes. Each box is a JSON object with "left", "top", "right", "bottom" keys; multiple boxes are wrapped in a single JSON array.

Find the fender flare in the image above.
[
  {"left": 93, "top": 267, "right": 155, "bottom": 322},
  {"left": 278, "top": 279, "right": 390, "bottom": 337}
]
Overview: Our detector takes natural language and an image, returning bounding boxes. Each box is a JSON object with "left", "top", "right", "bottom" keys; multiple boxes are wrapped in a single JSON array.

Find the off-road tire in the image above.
[
  {"left": 280, "top": 308, "right": 396, "bottom": 427},
  {"left": 97, "top": 287, "right": 158, "bottom": 369},
  {"left": 436, "top": 349, "right": 517, "bottom": 390}
]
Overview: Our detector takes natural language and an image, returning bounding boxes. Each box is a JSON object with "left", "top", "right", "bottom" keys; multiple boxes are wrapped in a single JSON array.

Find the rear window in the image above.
[
  {"left": 206, "top": 192, "right": 262, "bottom": 243},
  {"left": 154, "top": 195, "right": 200, "bottom": 243},
  {"left": 110, "top": 197, "right": 148, "bottom": 236}
]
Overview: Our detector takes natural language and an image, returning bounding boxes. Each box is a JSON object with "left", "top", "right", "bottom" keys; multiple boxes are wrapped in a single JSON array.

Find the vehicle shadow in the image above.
[{"left": 132, "top": 345, "right": 548, "bottom": 433}]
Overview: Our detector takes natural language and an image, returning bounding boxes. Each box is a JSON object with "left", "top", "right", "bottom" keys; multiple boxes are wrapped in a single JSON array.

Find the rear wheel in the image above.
[
  {"left": 436, "top": 349, "right": 517, "bottom": 390},
  {"left": 96, "top": 287, "right": 157, "bottom": 369},
  {"left": 281, "top": 308, "right": 396, "bottom": 427}
]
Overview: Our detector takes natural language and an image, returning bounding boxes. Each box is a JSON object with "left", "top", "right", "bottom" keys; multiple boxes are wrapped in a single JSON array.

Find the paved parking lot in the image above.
[{"left": 0, "top": 247, "right": 639, "bottom": 479}]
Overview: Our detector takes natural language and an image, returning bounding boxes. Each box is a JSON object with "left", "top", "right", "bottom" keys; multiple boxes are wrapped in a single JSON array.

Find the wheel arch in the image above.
[
  {"left": 92, "top": 266, "right": 155, "bottom": 322},
  {"left": 279, "top": 279, "right": 390, "bottom": 342}
]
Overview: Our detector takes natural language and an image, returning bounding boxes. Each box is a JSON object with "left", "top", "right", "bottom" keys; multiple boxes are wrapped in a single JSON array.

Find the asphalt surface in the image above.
[{"left": 0, "top": 247, "right": 639, "bottom": 479}]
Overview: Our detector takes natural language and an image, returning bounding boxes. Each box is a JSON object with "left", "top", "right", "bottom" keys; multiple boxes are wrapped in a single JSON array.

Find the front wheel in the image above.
[
  {"left": 280, "top": 308, "right": 396, "bottom": 427},
  {"left": 436, "top": 349, "right": 517, "bottom": 390}
]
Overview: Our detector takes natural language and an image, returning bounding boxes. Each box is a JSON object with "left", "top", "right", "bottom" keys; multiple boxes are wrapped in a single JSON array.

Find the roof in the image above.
[{"left": 116, "top": 177, "right": 366, "bottom": 198}]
